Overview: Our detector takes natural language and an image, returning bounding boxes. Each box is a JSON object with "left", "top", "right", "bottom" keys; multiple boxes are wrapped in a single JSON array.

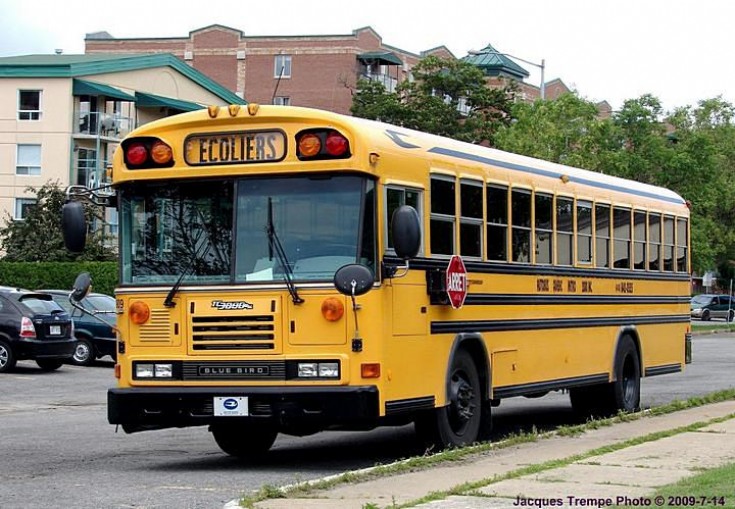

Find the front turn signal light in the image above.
[
  {"left": 129, "top": 301, "right": 150, "bottom": 324},
  {"left": 321, "top": 297, "right": 344, "bottom": 322}
]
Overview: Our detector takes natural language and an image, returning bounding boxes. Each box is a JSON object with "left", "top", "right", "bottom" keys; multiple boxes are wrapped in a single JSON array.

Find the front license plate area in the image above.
[{"left": 214, "top": 396, "right": 249, "bottom": 416}]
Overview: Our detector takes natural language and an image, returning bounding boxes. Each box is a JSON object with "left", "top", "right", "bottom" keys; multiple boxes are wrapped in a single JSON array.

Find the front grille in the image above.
[
  {"left": 181, "top": 360, "right": 286, "bottom": 380},
  {"left": 191, "top": 314, "right": 276, "bottom": 352}
]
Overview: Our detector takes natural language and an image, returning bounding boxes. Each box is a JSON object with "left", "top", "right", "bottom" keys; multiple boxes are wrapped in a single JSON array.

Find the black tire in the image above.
[
  {"left": 415, "top": 349, "right": 482, "bottom": 450},
  {"left": 71, "top": 338, "right": 95, "bottom": 366},
  {"left": 702, "top": 309, "right": 711, "bottom": 321},
  {"left": 728, "top": 310, "right": 734, "bottom": 323},
  {"left": 36, "top": 359, "right": 63, "bottom": 371},
  {"left": 210, "top": 422, "right": 278, "bottom": 459},
  {"left": 0, "top": 340, "right": 17, "bottom": 373},
  {"left": 570, "top": 337, "right": 641, "bottom": 418}
]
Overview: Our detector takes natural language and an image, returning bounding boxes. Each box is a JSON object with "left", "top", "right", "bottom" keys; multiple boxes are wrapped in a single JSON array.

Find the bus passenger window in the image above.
[
  {"left": 577, "top": 201, "right": 592, "bottom": 265},
  {"left": 430, "top": 176, "right": 455, "bottom": 256},
  {"left": 676, "top": 217, "right": 688, "bottom": 272},
  {"left": 648, "top": 213, "right": 661, "bottom": 271},
  {"left": 535, "top": 193, "right": 553, "bottom": 264},
  {"left": 613, "top": 207, "right": 631, "bottom": 269},
  {"left": 556, "top": 197, "right": 573, "bottom": 266},
  {"left": 511, "top": 189, "right": 531, "bottom": 263},
  {"left": 595, "top": 204, "right": 610, "bottom": 268},
  {"left": 460, "top": 181, "right": 483, "bottom": 258},
  {"left": 486, "top": 184, "right": 508, "bottom": 261},
  {"left": 663, "top": 215, "right": 675, "bottom": 271},
  {"left": 386, "top": 187, "right": 422, "bottom": 252},
  {"left": 633, "top": 210, "right": 647, "bottom": 270}
]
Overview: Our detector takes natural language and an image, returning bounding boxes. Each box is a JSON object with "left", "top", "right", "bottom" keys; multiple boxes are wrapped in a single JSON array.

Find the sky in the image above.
[{"left": 0, "top": 0, "right": 732, "bottom": 112}]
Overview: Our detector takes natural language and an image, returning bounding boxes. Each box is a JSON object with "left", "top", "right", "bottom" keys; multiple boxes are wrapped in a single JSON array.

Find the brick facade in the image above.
[{"left": 86, "top": 25, "right": 579, "bottom": 115}]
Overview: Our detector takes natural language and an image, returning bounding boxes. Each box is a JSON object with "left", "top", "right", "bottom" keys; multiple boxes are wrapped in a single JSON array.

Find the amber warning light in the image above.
[{"left": 296, "top": 129, "right": 350, "bottom": 160}]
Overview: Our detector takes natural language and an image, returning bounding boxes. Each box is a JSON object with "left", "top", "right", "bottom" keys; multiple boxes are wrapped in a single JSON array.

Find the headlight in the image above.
[
  {"left": 297, "top": 361, "right": 339, "bottom": 379},
  {"left": 135, "top": 362, "right": 173, "bottom": 379},
  {"left": 135, "top": 363, "right": 154, "bottom": 378}
]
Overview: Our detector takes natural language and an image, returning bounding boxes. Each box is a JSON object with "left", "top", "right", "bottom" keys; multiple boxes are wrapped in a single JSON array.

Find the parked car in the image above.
[
  {"left": 38, "top": 290, "right": 117, "bottom": 366},
  {"left": 690, "top": 294, "right": 734, "bottom": 321},
  {"left": 0, "top": 287, "right": 76, "bottom": 372}
]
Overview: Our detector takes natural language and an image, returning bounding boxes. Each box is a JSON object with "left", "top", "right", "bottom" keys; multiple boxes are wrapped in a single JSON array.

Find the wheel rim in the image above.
[
  {"left": 448, "top": 369, "right": 477, "bottom": 435},
  {"left": 74, "top": 342, "right": 91, "bottom": 363},
  {"left": 0, "top": 345, "right": 7, "bottom": 368}
]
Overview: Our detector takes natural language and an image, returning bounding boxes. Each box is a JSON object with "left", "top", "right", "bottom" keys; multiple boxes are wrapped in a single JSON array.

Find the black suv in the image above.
[
  {"left": 40, "top": 290, "right": 117, "bottom": 366},
  {"left": 0, "top": 287, "right": 76, "bottom": 372}
]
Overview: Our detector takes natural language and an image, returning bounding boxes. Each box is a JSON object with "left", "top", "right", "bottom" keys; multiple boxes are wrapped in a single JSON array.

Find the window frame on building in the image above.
[
  {"left": 14, "top": 198, "right": 37, "bottom": 220},
  {"left": 274, "top": 55, "right": 292, "bottom": 78},
  {"left": 18, "top": 89, "right": 42, "bottom": 121},
  {"left": 16, "top": 144, "right": 42, "bottom": 176}
]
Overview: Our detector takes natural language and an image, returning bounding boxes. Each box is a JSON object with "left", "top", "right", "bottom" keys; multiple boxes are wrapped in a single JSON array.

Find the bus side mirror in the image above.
[
  {"left": 62, "top": 201, "right": 87, "bottom": 253},
  {"left": 334, "top": 264, "right": 374, "bottom": 297},
  {"left": 71, "top": 272, "right": 92, "bottom": 302},
  {"left": 391, "top": 205, "right": 421, "bottom": 260}
]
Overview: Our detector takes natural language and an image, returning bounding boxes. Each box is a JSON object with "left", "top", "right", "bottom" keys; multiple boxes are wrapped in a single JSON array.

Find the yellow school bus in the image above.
[{"left": 63, "top": 104, "right": 691, "bottom": 457}]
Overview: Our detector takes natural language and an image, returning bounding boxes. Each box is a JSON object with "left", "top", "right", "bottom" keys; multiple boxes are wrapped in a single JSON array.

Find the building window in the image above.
[
  {"left": 16, "top": 144, "right": 42, "bottom": 176},
  {"left": 511, "top": 188, "right": 531, "bottom": 262},
  {"left": 18, "top": 90, "right": 42, "bottom": 120},
  {"left": 595, "top": 204, "right": 610, "bottom": 268},
  {"left": 648, "top": 213, "right": 661, "bottom": 271},
  {"left": 274, "top": 55, "right": 292, "bottom": 78},
  {"left": 430, "top": 176, "right": 455, "bottom": 256},
  {"left": 535, "top": 193, "right": 553, "bottom": 264},
  {"left": 14, "top": 198, "right": 36, "bottom": 220},
  {"left": 386, "top": 186, "right": 422, "bottom": 252},
  {"left": 273, "top": 96, "right": 291, "bottom": 106},
  {"left": 613, "top": 207, "right": 631, "bottom": 269},
  {"left": 460, "top": 180, "right": 483, "bottom": 258},
  {"left": 556, "top": 197, "right": 574, "bottom": 266},
  {"left": 577, "top": 200, "right": 593, "bottom": 265},
  {"left": 486, "top": 184, "right": 508, "bottom": 261}
]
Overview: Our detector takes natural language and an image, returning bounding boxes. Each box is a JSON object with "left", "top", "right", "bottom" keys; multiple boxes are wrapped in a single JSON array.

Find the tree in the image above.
[
  {"left": 0, "top": 181, "right": 116, "bottom": 262},
  {"left": 351, "top": 56, "right": 516, "bottom": 146}
]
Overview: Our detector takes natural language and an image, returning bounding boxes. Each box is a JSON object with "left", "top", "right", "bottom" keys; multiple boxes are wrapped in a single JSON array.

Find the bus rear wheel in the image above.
[
  {"left": 210, "top": 421, "right": 278, "bottom": 459},
  {"left": 570, "top": 336, "right": 641, "bottom": 418},
  {"left": 415, "top": 349, "right": 482, "bottom": 450}
]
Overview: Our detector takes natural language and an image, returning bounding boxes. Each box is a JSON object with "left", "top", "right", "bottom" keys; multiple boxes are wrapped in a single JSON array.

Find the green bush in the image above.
[{"left": 0, "top": 261, "right": 118, "bottom": 296}]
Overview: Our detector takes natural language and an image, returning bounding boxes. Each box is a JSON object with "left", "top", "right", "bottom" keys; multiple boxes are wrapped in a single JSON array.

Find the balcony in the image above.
[
  {"left": 359, "top": 73, "right": 398, "bottom": 93},
  {"left": 74, "top": 111, "right": 134, "bottom": 139}
]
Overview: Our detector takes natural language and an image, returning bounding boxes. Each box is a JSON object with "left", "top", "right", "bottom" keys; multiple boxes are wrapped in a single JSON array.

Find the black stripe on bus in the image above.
[
  {"left": 465, "top": 294, "right": 691, "bottom": 306},
  {"left": 394, "top": 256, "right": 691, "bottom": 282},
  {"left": 492, "top": 373, "right": 610, "bottom": 399},
  {"left": 430, "top": 314, "right": 690, "bottom": 334},
  {"left": 644, "top": 364, "right": 682, "bottom": 377},
  {"left": 427, "top": 146, "right": 686, "bottom": 205}
]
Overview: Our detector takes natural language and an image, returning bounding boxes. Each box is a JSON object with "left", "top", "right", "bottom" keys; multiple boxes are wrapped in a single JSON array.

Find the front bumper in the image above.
[{"left": 108, "top": 385, "right": 379, "bottom": 432}]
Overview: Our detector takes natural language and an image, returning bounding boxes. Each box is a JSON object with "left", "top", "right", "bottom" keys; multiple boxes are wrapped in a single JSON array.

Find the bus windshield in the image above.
[{"left": 119, "top": 175, "right": 375, "bottom": 285}]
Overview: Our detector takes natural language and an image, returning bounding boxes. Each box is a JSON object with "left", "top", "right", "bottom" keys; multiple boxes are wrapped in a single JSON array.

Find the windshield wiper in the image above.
[
  {"left": 163, "top": 239, "right": 211, "bottom": 308},
  {"left": 267, "top": 197, "right": 304, "bottom": 304}
]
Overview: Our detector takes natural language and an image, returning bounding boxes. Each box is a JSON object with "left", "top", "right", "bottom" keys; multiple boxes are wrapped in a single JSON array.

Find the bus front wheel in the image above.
[
  {"left": 415, "top": 349, "right": 482, "bottom": 450},
  {"left": 210, "top": 421, "right": 278, "bottom": 459}
]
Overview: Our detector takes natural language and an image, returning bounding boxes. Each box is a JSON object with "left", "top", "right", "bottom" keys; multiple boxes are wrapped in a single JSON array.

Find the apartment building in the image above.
[
  {"left": 85, "top": 25, "right": 559, "bottom": 115},
  {"left": 0, "top": 53, "right": 244, "bottom": 232}
]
